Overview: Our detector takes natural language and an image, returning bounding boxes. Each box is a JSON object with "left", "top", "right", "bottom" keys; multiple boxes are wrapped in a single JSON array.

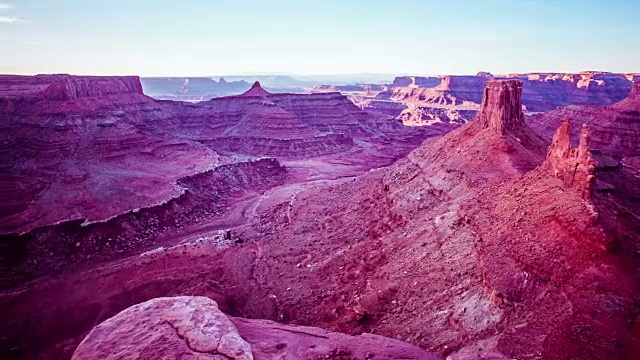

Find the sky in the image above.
[{"left": 0, "top": 0, "right": 639, "bottom": 76}]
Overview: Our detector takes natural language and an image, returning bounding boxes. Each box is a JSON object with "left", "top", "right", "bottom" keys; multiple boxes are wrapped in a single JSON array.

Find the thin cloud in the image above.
[
  {"left": 0, "top": 16, "right": 30, "bottom": 23},
  {"left": 0, "top": 3, "right": 14, "bottom": 9}
]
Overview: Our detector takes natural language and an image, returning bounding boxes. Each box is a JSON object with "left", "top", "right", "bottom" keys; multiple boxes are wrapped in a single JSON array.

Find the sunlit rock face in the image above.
[{"left": 543, "top": 120, "right": 596, "bottom": 199}]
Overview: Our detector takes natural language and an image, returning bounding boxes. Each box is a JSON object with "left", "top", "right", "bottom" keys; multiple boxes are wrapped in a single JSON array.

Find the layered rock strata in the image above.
[
  {"left": 0, "top": 75, "right": 429, "bottom": 236},
  {"left": 323, "top": 72, "right": 637, "bottom": 127},
  {"left": 476, "top": 80, "right": 525, "bottom": 135},
  {"left": 0, "top": 159, "right": 289, "bottom": 284},
  {"left": 2, "top": 80, "right": 639, "bottom": 360}
]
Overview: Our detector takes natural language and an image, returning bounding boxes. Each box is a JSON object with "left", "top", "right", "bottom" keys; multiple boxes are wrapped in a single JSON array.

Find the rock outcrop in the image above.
[
  {"left": 543, "top": 120, "right": 596, "bottom": 199},
  {"left": 72, "top": 296, "right": 439, "bottom": 360},
  {"left": 476, "top": 80, "right": 524, "bottom": 135},
  {"left": 529, "top": 80, "right": 640, "bottom": 158},
  {"left": 72, "top": 297, "right": 253, "bottom": 360}
]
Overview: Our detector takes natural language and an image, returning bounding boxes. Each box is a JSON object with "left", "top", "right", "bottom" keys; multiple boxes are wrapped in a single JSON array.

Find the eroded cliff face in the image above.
[
  {"left": 2, "top": 79, "right": 639, "bottom": 360},
  {"left": 543, "top": 120, "right": 596, "bottom": 199},
  {"left": 0, "top": 75, "right": 143, "bottom": 101},
  {"left": 332, "top": 72, "right": 637, "bottom": 128},
  {"left": 476, "top": 80, "right": 525, "bottom": 135},
  {"left": 0, "top": 75, "right": 431, "bottom": 236}
]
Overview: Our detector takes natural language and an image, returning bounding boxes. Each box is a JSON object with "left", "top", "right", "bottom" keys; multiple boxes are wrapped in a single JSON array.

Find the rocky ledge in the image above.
[{"left": 72, "top": 296, "right": 439, "bottom": 360}]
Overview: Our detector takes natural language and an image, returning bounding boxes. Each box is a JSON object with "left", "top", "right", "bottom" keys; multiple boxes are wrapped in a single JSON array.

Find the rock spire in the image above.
[
  {"left": 543, "top": 119, "right": 596, "bottom": 199},
  {"left": 240, "top": 81, "right": 271, "bottom": 97}
]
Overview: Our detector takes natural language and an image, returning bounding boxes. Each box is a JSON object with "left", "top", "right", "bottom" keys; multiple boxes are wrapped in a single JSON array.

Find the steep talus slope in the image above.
[
  {"left": 4, "top": 80, "right": 638, "bottom": 360},
  {"left": 239, "top": 81, "right": 272, "bottom": 97}
]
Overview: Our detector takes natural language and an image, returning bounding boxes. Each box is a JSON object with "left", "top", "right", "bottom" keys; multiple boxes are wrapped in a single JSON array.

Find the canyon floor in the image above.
[{"left": 1, "top": 75, "right": 640, "bottom": 360}]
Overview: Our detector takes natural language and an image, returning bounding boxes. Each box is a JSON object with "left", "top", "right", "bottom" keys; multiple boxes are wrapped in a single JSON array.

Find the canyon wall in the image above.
[
  {"left": 323, "top": 72, "right": 637, "bottom": 127},
  {"left": 0, "top": 159, "right": 289, "bottom": 285},
  {"left": 0, "top": 75, "right": 143, "bottom": 101}
]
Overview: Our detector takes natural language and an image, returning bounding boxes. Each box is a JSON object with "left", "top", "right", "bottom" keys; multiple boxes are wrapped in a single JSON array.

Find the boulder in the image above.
[{"left": 72, "top": 296, "right": 440, "bottom": 360}]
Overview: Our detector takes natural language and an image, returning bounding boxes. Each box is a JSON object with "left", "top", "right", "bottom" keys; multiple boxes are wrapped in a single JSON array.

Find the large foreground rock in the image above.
[
  {"left": 72, "top": 296, "right": 253, "bottom": 360},
  {"left": 72, "top": 296, "right": 439, "bottom": 360}
]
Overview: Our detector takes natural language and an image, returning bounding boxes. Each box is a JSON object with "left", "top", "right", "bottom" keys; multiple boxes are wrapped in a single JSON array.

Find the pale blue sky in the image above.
[{"left": 1, "top": 0, "right": 639, "bottom": 76}]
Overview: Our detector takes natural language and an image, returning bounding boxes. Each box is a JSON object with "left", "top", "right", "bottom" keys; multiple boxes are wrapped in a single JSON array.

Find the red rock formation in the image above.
[
  {"left": 3, "top": 71, "right": 639, "bottom": 359},
  {"left": 6, "top": 77, "right": 639, "bottom": 360},
  {"left": 72, "top": 296, "right": 439, "bottom": 360},
  {"left": 543, "top": 120, "right": 596, "bottom": 199},
  {"left": 240, "top": 81, "right": 271, "bottom": 97},
  {"left": 476, "top": 80, "right": 525, "bottom": 135},
  {"left": 529, "top": 80, "right": 640, "bottom": 158},
  {"left": 0, "top": 74, "right": 143, "bottom": 101},
  {"left": 321, "top": 72, "right": 636, "bottom": 127},
  {"left": 72, "top": 297, "right": 253, "bottom": 360},
  {"left": 0, "top": 75, "right": 430, "bottom": 236}
]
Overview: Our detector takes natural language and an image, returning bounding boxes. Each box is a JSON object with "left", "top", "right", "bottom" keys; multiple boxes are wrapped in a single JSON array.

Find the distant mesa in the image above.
[{"left": 240, "top": 81, "right": 271, "bottom": 97}]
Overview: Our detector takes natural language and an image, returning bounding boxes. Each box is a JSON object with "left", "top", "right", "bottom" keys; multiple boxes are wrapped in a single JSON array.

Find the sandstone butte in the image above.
[{"left": 0, "top": 76, "right": 639, "bottom": 360}]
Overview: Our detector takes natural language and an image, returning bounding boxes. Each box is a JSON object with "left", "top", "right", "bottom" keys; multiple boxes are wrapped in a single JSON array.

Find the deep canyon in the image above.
[{"left": 1, "top": 73, "right": 639, "bottom": 360}]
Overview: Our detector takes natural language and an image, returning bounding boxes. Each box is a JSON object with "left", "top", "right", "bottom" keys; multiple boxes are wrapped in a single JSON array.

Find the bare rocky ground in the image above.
[{"left": 1, "top": 77, "right": 640, "bottom": 360}]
